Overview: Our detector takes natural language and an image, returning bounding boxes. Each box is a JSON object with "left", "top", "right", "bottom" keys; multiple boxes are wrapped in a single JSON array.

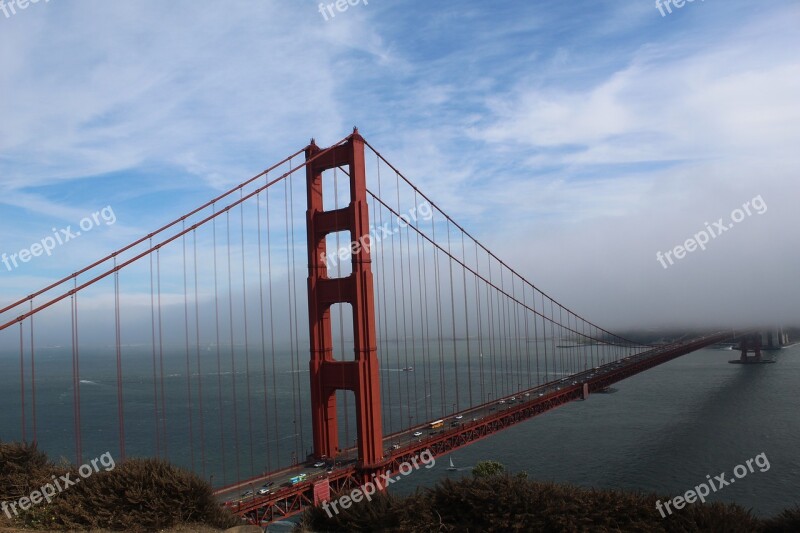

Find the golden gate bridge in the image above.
[{"left": 0, "top": 129, "right": 737, "bottom": 526}]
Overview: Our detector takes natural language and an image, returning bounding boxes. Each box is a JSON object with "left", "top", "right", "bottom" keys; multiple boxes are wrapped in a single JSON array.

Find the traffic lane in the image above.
[
  {"left": 218, "top": 462, "right": 344, "bottom": 505},
  {"left": 219, "top": 346, "right": 686, "bottom": 503}
]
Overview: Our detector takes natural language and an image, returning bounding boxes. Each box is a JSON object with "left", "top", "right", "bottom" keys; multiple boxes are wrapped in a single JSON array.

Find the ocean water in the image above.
[
  {"left": 388, "top": 344, "right": 800, "bottom": 519},
  {"left": 2, "top": 342, "right": 798, "bottom": 528},
  {"left": 0, "top": 338, "right": 631, "bottom": 487}
]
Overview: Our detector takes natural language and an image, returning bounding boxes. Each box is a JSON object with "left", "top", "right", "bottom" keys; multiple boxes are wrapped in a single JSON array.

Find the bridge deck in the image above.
[{"left": 217, "top": 332, "right": 732, "bottom": 526}]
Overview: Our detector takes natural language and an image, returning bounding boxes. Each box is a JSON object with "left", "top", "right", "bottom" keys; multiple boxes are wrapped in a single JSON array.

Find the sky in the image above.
[{"left": 0, "top": 0, "right": 798, "bottom": 331}]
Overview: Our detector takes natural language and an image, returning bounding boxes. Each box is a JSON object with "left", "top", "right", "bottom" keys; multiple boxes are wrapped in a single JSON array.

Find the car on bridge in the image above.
[
  {"left": 289, "top": 473, "right": 307, "bottom": 485},
  {"left": 413, "top": 431, "right": 423, "bottom": 437}
]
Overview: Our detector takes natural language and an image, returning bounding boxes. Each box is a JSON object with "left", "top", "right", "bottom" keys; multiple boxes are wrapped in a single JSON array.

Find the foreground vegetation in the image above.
[
  {"left": 299, "top": 462, "right": 800, "bottom": 532},
  {"left": 4, "top": 443, "right": 798, "bottom": 532},
  {"left": 0, "top": 442, "right": 238, "bottom": 532}
]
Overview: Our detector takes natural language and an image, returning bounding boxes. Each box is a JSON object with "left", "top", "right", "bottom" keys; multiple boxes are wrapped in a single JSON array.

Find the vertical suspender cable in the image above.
[
  {"left": 284, "top": 177, "right": 300, "bottom": 464},
  {"left": 540, "top": 292, "right": 548, "bottom": 382},
  {"left": 396, "top": 172, "right": 411, "bottom": 430},
  {"left": 433, "top": 215, "right": 444, "bottom": 414},
  {"left": 157, "top": 249, "right": 168, "bottom": 457},
  {"left": 288, "top": 171, "right": 306, "bottom": 458},
  {"left": 19, "top": 322, "right": 25, "bottom": 442},
  {"left": 460, "top": 232, "right": 473, "bottom": 407},
  {"left": 432, "top": 211, "right": 446, "bottom": 415},
  {"left": 506, "top": 270, "right": 515, "bottom": 393},
  {"left": 487, "top": 253, "right": 496, "bottom": 399},
  {"left": 504, "top": 270, "right": 514, "bottom": 393},
  {"left": 149, "top": 243, "right": 161, "bottom": 457},
  {"left": 212, "top": 208, "right": 227, "bottom": 483},
  {"left": 551, "top": 301, "right": 558, "bottom": 377},
  {"left": 240, "top": 191, "right": 255, "bottom": 477},
  {"left": 512, "top": 276, "right": 522, "bottom": 392},
  {"left": 71, "top": 281, "right": 82, "bottom": 464},
  {"left": 446, "top": 220, "right": 459, "bottom": 412},
  {"left": 420, "top": 207, "right": 433, "bottom": 422},
  {"left": 265, "top": 185, "right": 280, "bottom": 467},
  {"left": 192, "top": 229, "right": 206, "bottom": 478},
  {"left": 413, "top": 188, "right": 432, "bottom": 424},
  {"left": 114, "top": 261, "right": 126, "bottom": 460},
  {"left": 405, "top": 194, "right": 420, "bottom": 426},
  {"left": 182, "top": 222, "right": 195, "bottom": 471},
  {"left": 256, "top": 188, "right": 272, "bottom": 475},
  {"left": 522, "top": 279, "right": 531, "bottom": 388},
  {"left": 388, "top": 179, "right": 404, "bottom": 426},
  {"left": 226, "top": 211, "right": 241, "bottom": 483},
  {"left": 475, "top": 241, "right": 485, "bottom": 404},
  {"left": 29, "top": 301, "right": 37, "bottom": 442},
  {"left": 499, "top": 268, "right": 509, "bottom": 394},
  {"left": 372, "top": 194, "right": 388, "bottom": 434},
  {"left": 583, "top": 318, "right": 590, "bottom": 370},
  {"left": 532, "top": 286, "right": 540, "bottom": 387},
  {"left": 375, "top": 162, "right": 394, "bottom": 434}
]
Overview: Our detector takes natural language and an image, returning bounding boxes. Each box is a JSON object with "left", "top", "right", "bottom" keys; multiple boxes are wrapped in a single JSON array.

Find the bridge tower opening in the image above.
[{"left": 305, "top": 129, "right": 383, "bottom": 470}]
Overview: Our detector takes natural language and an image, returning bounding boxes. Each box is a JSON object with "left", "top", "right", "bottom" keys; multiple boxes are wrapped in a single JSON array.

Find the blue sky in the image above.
[{"left": 1, "top": 0, "right": 798, "bottom": 328}]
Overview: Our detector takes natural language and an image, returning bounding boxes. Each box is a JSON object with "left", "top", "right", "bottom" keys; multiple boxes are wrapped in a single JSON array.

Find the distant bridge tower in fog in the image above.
[{"left": 764, "top": 328, "right": 790, "bottom": 350}]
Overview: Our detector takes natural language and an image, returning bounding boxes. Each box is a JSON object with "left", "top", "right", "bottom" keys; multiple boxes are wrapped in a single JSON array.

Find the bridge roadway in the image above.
[{"left": 216, "top": 331, "right": 733, "bottom": 526}]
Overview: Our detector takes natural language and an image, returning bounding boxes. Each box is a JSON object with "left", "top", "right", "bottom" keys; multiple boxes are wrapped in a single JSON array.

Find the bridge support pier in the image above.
[
  {"left": 305, "top": 129, "right": 384, "bottom": 471},
  {"left": 729, "top": 333, "right": 775, "bottom": 364},
  {"left": 740, "top": 334, "right": 762, "bottom": 362}
]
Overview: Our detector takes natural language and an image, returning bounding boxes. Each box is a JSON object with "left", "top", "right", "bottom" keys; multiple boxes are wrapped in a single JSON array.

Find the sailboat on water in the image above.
[{"left": 447, "top": 455, "right": 457, "bottom": 471}]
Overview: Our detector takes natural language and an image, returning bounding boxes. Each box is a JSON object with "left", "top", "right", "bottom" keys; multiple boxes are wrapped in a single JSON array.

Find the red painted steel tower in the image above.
[{"left": 305, "top": 129, "right": 383, "bottom": 469}]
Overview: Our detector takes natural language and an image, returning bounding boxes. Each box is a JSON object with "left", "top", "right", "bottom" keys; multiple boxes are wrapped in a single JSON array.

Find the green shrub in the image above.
[{"left": 0, "top": 441, "right": 238, "bottom": 532}]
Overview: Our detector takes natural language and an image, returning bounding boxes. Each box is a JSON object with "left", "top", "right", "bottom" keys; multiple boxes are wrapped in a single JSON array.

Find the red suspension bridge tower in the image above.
[{"left": 305, "top": 130, "right": 384, "bottom": 470}]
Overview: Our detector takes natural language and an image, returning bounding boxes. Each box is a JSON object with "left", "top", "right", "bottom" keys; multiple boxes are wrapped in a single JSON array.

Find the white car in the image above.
[
  {"left": 413, "top": 431, "right": 423, "bottom": 437},
  {"left": 455, "top": 415, "right": 463, "bottom": 420}
]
